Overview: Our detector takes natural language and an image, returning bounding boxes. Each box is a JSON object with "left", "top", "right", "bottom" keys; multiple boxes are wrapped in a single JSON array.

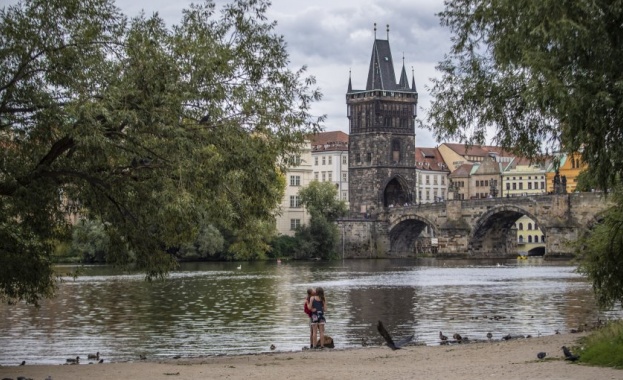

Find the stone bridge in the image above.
[{"left": 338, "top": 193, "right": 611, "bottom": 258}]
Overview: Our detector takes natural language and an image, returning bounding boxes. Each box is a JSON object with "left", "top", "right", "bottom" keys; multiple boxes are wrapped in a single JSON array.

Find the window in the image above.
[
  {"left": 328, "top": 156, "right": 332, "bottom": 165},
  {"left": 366, "top": 153, "right": 372, "bottom": 163},
  {"left": 541, "top": 182, "right": 545, "bottom": 189},
  {"left": 534, "top": 223, "right": 538, "bottom": 229},
  {"left": 289, "top": 195, "right": 301, "bottom": 208},
  {"left": 292, "top": 155, "right": 301, "bottom": 166},
  {"left": 519, "top": 223, "right": 523, "bottom": 230},
  {"left": 528, "top": 235, "right": 533, "bottom": 243},
  {"left": 314, "top": 157, "right": 318, "bottom": 166},
  {"left": 342, "top": 191, "right": 348, "bottom": 200},
  {"left": 534, "top": 182, "right": 538, "bottom": 189},
  {"left": 426, "top": 190, "right": 430, "bottom": 200},
  {"left": 506, "top": 183, "right": 510, "bottom": 190},
  {"left": 519, "top": 183, "right": 523, "bottom": 190},
  {"left": 322, "top": 172, "right": 326, "bottom": 181},
  {"left": 426, "top": 175, "right": 430, "bottom": 185},
  {"left": 322, "top": 156, "right": 326, "bottom": 165},
  {"left": 541, "top": 235, "right": 546, "bottom": 242},
  {"left": 314, "top": 172, "right": 319, "bottom": 180},
  {"left": 534, "top": 235, "right": 539, "bottom": 242},
  {"left": 342, "top": 155, "right": 347, "bottom": 165},
  {"left": 485, "top": 180, "right": 489, "bottom": 187},
  {"left": 512, "top": 183, "right": 517, "bottom": 190},
  {"left": 519, "top": 236, "right": 524, "bottom": 243},
  {"left": 441, "top": 177, "right": 445, "bottom": 185},
  {"left": 328, "top": 172, "right": 332, "bottom": 182},
  {"left": 342, "top": 172, "right": 347, "bottom": 182},
  {"left": 290, "top": 175, "right": 301, "bottom": 186},
  {"left": 356, "top": 153, "right": 361, "bottom": 163},
  {"left": 528, "top": 182, "right": 532, "bottom": 190},
  {"left": 290, "top": 219, "right": 301, "bottom": 230},
  {"left": 528, "top": 223, "right": 532, "bottom": 230}
]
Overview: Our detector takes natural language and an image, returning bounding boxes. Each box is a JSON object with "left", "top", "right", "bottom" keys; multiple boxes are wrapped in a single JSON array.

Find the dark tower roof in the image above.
[
  {"left": 366, "top": 39, "right": 399, "bottom": 91},
  {"left": 398, "top": 62, "right": 409, "bottom": 89}
]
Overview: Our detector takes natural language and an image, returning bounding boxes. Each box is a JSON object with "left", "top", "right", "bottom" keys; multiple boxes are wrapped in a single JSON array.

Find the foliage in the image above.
[
  {"left": 427, "top": 0, "right": 623, "bottom": 191},
  {"left": 178, "top": 223, "right": 224, "bottom": 260},
  {"left": 298, "top": 180, "right": 347, "bottom": 221},
  {"left": 293, "top": 216, "right": 339, "bottom": 260},
  {"left": 430, "top": 0, "right": 623, "bottom": 310},
  {"left": 269, "top": 234, "right": 297, "bottom": 258},
  {"left": 576, "top": 188, "right": 623, "bottom": 309},
  {"left": 70, "top": 219, "right": 110, "bottom": 263},
  {"left": 0, "top": 0, "right": 323, "bottom": 304},
  {"left": 575, "top": 320, "right": 623, "bottom": 368}
]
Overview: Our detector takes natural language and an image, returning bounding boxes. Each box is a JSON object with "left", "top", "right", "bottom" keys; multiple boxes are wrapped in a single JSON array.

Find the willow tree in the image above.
[
  {"left": 0, "top": 0, "right": 323, "bottom": 304},
  {"left": 427, "top": 0, "right": 623, "bottom": 308}
]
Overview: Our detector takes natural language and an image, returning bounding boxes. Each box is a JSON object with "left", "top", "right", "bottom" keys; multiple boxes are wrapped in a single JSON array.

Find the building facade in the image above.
[
  {"left": 311, "top": 131, "right": 349, "bottom": 204},
  {"left": 274, "top": 141, "right": 313, "bottom": 236},
  {"left": 347, "top": 32, "right": 418, "bottom": 214},
  {"left": 415, "top": 147, "right": 449, "bottom": 203}
]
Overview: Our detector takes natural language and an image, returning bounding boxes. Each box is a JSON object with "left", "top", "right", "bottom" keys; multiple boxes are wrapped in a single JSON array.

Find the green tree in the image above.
[
  {"left": 0, "top": 0, "right": 323, "bottom": 304},
  {"left": 427, "top": 0, "right": 623, "bottom": 308},
  {"left": 70, "top": 219, "right": 111, "bottom": 263},
  {"left": 178, "top": 223, "right": 224, "bottom": 260},
  {"left": 298, "top": 180, "right": 348, "bottom": 221},
  {"left": 296, "top": 180, "right": 346, "bottom": 259}
]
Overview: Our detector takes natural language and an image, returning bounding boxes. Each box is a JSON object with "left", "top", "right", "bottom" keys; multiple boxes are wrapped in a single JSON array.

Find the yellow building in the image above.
[
  {"left": 546, "top": 152, "right": 587, "bottom": 193},
  {"left": 515, "top": 215, "right": 545, "bottom": 256}
]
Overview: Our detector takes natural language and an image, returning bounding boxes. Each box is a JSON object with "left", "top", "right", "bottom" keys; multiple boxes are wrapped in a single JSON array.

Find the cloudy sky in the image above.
[
  {"left": 4, "top": 0, "right": 455, "bottom": 147},
  {"left": 111, "top": 0, "right": 455, "bottom": 147}
]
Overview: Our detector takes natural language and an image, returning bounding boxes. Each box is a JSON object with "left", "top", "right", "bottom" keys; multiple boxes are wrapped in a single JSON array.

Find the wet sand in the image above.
[{"left": 0, "top": 332, "right": 620, "bottom": 380}]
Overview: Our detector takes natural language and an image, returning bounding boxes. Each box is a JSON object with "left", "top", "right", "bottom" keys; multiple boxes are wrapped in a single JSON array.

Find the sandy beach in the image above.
[{"left": 0, "top": 332, "right": 620, "bottom": 380}]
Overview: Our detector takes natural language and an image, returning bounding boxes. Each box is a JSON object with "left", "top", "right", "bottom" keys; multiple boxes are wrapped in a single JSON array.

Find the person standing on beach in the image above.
[
  {"left": 304, "top": 288, "right": 316, "bottom": 348},
  {"left": 307, "top": 287, "right": 327, "bottom": 349}
]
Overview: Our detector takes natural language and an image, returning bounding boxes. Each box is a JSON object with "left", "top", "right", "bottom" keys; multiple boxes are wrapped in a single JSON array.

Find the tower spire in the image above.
[
  {"left": 348, "top": 68, "right": 352, "bottom": 92},
  {"left": 386, "top": 24, "right": 389, "bottom": 40},
  {"left": 374, "top": 23, "right": 377, "bottom": 39}
]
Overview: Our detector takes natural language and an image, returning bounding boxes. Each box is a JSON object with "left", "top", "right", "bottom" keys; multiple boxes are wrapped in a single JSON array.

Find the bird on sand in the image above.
[
  {"left": 453, "top": 333, "right": 462, "bottom": 342},
  {"left": 270, "top": 344, "right": 276, "bottom": 350},
  {"left": 19, "top": 360, "right": 25, "bottom": 366},
  {"left": 439, "top": 331, "right": 448, "bottom": 341},
  {"left": 537, "top": 352, "right": 547, "bottom": 359},
  {"left": 486, "top": 332, "right": 493, "bottom": 340},
  {"left": 98, "top": 359, "right": 104, "bottom": 364},
  {"left": 377, "top": 320, "right": 414, "bottom": 350},
  {"left": 562, "top": 346, "right": 580, "bottom": 362}
]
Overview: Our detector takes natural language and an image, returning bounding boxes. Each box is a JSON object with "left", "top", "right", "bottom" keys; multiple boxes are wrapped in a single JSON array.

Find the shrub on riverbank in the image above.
[{"left": 576, "top": 319, "right": 623, "bottom": 368}]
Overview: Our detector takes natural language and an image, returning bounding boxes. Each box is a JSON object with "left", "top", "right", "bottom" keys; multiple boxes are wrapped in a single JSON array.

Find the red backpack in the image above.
[{"left": 304, "top": 299, "right": 312, "bottom": 317}]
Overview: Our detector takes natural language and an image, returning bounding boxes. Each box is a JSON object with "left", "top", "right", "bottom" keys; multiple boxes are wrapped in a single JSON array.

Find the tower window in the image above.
[
  {"left": 366, "top": 153, "right": 372, "bottom": 163},
  {"left": 392, "top": 139, "right": 401, "bottom": 163}
]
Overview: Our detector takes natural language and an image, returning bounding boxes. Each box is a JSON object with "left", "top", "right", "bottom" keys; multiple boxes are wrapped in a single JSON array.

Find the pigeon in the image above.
[
  {"left": 377, "top": 320, "right": 414, "bottom": 350},
  {"left": 486, "top": 332, "right": 493, "bottom": 340},
  {"left": 439, "top": 331, "right": 448, "bottom": 341},
  {"left": 562, "top": 346, "right": 580, "bottom": 362},
  {"left": 537, "top": 352, "right": 546, "bottom": 359}
]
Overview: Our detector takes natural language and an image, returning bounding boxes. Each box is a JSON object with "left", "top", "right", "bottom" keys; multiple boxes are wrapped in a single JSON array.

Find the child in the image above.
[{"left": 304, "top": 288, "right": 316, "bottom": 348}]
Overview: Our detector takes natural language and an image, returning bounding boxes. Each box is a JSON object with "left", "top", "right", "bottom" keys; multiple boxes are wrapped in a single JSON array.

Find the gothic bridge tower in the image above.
[{"left": 347, "top": 25, "right": 418, "bottom": 214}]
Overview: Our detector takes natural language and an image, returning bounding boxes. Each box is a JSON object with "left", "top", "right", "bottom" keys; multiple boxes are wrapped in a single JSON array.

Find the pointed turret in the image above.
[
  {"left": 366, "top": 39, "right": 397, "bottom": 91},
  {"left": 348, "top": 69, "right": 352, "bottom": 92},
  {"left": 398, "top": 63, "right": 409, "bottom": 89},
  {"left": 411, "top": 67, "right": 417, "bottom": 92}
]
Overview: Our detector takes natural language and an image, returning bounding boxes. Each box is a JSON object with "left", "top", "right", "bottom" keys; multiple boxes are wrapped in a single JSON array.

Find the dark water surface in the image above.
[{"left": 0, "top": 258, "right": 620, "bottom": 365}]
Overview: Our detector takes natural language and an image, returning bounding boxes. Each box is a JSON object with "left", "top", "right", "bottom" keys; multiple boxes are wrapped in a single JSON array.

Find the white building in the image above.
[
  {"left": 311, "top": 131, "right": 349, "bottom": 204},
  {"left": 274, "top": 140, "right": 313, "bottom": 236},
  {"left": 415, "top": 147, "right": 449, "bottom": 203}
]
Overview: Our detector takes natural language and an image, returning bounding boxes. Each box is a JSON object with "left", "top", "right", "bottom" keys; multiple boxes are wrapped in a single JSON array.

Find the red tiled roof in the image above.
[
  {"left": 311, "top": 131, "right": 348, "bottom": 151},
  {"left": 449, "top": 163, "right": 473, "bottom": 178},
  {"left": 414, "top": 147, "right": 449, "bottom": 172},
  {"left": 443, "top": 143, "right": 515, "bottom": 158}
]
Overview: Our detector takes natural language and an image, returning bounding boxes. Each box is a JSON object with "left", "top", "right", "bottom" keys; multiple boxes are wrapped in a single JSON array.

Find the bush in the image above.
[
  {"left": 575, "top": 320, "right": 623, "bottom": 368},
  {"left": 269, "top": 235, "right": 298, "bottom": 258}
]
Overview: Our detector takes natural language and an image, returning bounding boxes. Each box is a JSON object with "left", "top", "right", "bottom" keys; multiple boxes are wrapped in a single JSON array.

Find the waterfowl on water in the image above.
[
  {"left": 87, "top": 352, "right": 99, "bottom": 360},
  {"left": 66, "top": 356, "right": 80, "bottom": 364},
  {"left": 486, "top": 332, "right": 493, "bottom": 340},
  {"left": 439, "top": 331, "right": 448, "bottom": 341},
  {"left": 237, "top": 265, "right": 242, "bottom": 270}
]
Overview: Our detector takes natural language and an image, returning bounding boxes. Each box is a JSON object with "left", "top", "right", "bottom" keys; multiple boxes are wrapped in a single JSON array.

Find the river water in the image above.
[{"left": 0, "top": 258, "right": 620, "bottom": 365}]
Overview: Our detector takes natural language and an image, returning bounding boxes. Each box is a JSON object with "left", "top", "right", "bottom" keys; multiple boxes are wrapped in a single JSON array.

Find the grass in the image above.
[{"left": 575, "top": 319, "right": 623, "bottom": 369}]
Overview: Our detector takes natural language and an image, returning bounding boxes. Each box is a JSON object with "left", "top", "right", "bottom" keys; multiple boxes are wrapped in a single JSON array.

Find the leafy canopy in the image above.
[
  {"left": 429, "top": 0, "right": 623, "bottom": 308},
  {"left": 0, "top": 0, "right": 323, "bottom": 304},
  {"left": 298, "top": 180, "right": 348, "bottom": 222}
]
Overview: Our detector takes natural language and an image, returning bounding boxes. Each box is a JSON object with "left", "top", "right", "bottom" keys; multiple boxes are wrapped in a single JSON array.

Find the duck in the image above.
[
  {"left": 453, "top": 333, "right": 462, "bottom": 342},
  {"left": 66, "top": 356, "right": 80, "bottom": 364},
  {"left": 98, "top": 359, "right": 104, "bottom": 364},
  {"left": 270, "top": 344, "right": 276, "bottom": 350},
  {"left": 87, "top": 352, "right": 99, "bottom": 360},
  {"left": 486, "top": 332, "right": 493, "bottom": 340}
]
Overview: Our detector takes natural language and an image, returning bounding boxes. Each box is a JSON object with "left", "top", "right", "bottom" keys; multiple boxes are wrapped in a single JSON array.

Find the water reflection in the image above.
[{"left": 0, "top": 259, "right": 620, "bottom": 365}]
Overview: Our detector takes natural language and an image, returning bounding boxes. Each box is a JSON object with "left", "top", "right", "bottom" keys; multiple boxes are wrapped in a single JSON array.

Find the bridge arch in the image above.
[
  {"left": 388, "top": 214, "right": 438, "bottom": 256},
  {"left": 468, "top": 205, "right": 545, "bottom": 257}
]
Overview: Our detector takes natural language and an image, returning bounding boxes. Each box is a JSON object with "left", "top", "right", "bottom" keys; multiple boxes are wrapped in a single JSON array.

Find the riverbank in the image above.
[{"left": 1, "top": 332, "right": 619, "bottom": 380}]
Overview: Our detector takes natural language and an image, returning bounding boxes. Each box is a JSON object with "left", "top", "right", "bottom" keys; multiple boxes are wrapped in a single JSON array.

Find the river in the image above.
[{"left": 0, "top": 258, "right": 620, "bottom": 365}]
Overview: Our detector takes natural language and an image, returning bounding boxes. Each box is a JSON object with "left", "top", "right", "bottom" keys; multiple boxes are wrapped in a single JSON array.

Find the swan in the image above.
[{"left": 237, "top": 265, "right": 241, "bottom": 270}]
